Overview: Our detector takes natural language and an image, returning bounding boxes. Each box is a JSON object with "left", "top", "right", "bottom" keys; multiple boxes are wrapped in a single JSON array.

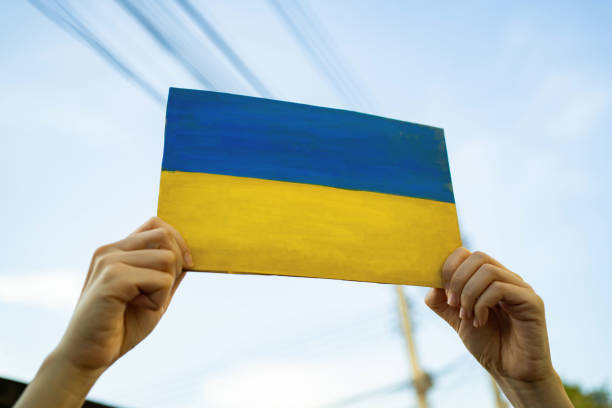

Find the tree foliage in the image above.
[{"left": 564, "top": 383, "right": 611, "bottom": 408}]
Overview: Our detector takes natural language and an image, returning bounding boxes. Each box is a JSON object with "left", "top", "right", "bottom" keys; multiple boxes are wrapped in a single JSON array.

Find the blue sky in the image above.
[{"left": 1, "top": 1, "right": 611, "bottom": 407}]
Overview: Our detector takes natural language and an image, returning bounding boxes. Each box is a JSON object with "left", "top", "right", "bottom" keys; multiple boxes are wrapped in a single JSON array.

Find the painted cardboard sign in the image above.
[{"left": 158, "top": 87, "right": 461, "bottom": 287}]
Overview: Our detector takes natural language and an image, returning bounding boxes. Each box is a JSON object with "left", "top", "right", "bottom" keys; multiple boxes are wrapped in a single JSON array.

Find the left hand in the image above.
[{"left": 52, "top": 216, "right": 193, "bottom": 374}]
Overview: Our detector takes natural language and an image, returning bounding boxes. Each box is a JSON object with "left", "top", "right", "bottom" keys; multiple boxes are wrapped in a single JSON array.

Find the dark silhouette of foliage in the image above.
[{"left": 564, "top": 382, "right": 611, "bottom": 408}]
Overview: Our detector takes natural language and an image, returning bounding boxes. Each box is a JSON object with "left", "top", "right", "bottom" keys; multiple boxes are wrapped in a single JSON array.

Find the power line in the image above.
[
  {"left": 114, "top": 0, "right": 216, "bottom": 90},
  {"left": 174, "top": 0, "right": 273, "bottom": 98},
  {"left": 319, "top": 354, "right": 471, "bottom": 408},
  {"left": 268, "top": 0, "right": 372, "bottom": 112},
  {"left": 28, "top": 0, "right": 164, "bottom": 105}
]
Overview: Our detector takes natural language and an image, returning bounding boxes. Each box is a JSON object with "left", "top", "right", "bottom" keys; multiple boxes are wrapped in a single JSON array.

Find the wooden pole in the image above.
[
  {"left": 490, "top": 375, "right": 508, "bottom": 408},
  {"left": 395, "top": 285, "right": 430, "bottom": 408}
]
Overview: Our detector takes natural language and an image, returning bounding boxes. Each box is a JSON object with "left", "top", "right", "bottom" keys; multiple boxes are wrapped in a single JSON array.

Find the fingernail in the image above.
[
  {"left": 459, "top": 307, "right": 466, "bottom": 320},
  {"left": 448, "top": 292, "right": 458, "bottom": 307},
  {"left": 184, "top": 252, "right": 193, "bottom": 268},
  {"left": 473, "top": 318, "right": 479, "bottom": 328}
]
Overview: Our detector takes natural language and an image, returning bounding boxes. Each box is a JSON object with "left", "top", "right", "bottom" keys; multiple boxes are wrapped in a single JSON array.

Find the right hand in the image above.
[
  {"left": 425, "top": 247, "right": 552, "bottom": 382},
  {"left": 424, "top": 247, "right": 573, "bottom": 407}
]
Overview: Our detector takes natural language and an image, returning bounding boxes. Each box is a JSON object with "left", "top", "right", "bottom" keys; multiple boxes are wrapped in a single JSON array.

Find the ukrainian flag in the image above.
[{"left": 158, "top": 88, "right": 460, "bottom": 287}]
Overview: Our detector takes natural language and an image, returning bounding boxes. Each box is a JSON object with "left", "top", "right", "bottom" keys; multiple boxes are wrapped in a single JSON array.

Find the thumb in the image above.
[{"left": 425, "top": 288, "right": 461, "bottom": 332}]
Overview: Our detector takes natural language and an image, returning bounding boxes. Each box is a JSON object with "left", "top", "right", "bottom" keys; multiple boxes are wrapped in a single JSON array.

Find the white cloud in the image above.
[
  {"left": 201, "top": 361, "right": 341, "bottom": 408},
  {"left": 197, "top": 354, "right": 411, "bottom": 408},
  {"left": 193, "top": 353, "right": 489, "bottom": 408},
  {"left": 0, "top": 269, "right": 83, "bottom": 309}
]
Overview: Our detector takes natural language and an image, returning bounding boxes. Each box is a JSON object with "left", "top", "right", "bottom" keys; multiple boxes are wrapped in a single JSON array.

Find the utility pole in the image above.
[
  {"left": 395, "top": 285, "right": 431, "bottom": 408},
  {"left": 490, "top": 375, "right": 508, "bottom": 408}
]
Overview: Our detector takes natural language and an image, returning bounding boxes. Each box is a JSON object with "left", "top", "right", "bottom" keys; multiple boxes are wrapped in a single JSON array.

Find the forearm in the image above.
[
  {"left": 14, "top": 351, "right": 102, "bottom": 408},
  {"left": 494, "top": 370, "right": 573, "bottom": 408}
]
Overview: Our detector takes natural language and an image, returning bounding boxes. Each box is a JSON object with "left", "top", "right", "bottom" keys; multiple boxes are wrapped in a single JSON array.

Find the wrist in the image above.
[
  {"left": 43, "top": 349, "right": 105, "bottom": 389},
  {"left": 14, "top": 351, "right": 103, "bottom": 408},
  {"left": 493, "top": 370, "right": 573, "bottom": 408}
]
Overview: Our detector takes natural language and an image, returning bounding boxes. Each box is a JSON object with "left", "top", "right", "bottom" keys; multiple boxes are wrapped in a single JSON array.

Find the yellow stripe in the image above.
[{"left": 158, "top": 171, "right": 461, "bottom": 287}]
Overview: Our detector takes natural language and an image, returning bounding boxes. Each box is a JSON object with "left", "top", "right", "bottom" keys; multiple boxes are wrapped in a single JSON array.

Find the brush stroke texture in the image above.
[
  {"left": 163, "top": 87, "right": 454, "bottom": 203},
  {"left": 158, "top": 170, "right": 460, "bottom": 287}
]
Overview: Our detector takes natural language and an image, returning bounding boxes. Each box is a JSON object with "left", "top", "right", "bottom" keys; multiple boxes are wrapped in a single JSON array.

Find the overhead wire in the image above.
[
  {"left": 174, "top": 0, "right": 273, "bottom": 98},
  {"left": 114, "top": 0, "right": 216, "bottom": 91},
  {"left": 290, "top": 0, "right": 371, "bottom": 110},
  {"left": 28, "top": 0, "right": 165, "bottom": 105},
  {"left": 318, "top": 354, "right": 472, "bottom": 408},
  {"left": 268, "top": 0, "right": 372, "bottom": 112}
]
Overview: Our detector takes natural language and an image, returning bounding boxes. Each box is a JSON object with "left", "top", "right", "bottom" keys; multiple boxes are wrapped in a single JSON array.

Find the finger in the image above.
[
  {"left": 425, "top": 288, "right": 461, "bottom": 332},
  {"left": 472, "top": 281, "right": 538, "bottom": 328},
  {"left": 120, "top": 228, "right": 178, "bottom": 251},
  {"left": 81, "top": 244, "right": 114, "bottom": 296},
  {"left": 96, "top": 249, "right": 178, "bottom": 276},
  {"left": 119, "top": 228, "right": 183, "bottom": 278},
  {"left": 134, "top": 216, "right": 161, "bottom": 233},
  {"left": 99, "top": 263, "right": 174, "bottom": 310},
  {"left": 158, "top": 219, "right": 192, "bottom": 268},
  {"left": 448, "top": 251, "right": 504, "bottom": 308},
  {"left": 459, "top": 264, "right": 527, "bottom": 320},
  {"left": 135, "top": 217, "right": 193, "bottom": 268},
  {"left": 441, "top": 247, "right": 471, "bottom": 306}
]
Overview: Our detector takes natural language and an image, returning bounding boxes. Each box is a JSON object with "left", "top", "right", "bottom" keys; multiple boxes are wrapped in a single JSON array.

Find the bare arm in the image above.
[{"left": 15, "top": 217, "right": 192, "bottom": 407}]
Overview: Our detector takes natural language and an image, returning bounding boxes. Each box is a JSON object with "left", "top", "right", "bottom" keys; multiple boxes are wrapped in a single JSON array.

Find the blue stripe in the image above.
[{"left": 162, "top": 87, "right": 455, "bottom": 203}]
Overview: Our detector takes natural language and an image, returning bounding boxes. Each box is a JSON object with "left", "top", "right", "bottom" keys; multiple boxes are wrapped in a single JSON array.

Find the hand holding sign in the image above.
[{"left": 14, "top": 90, "right": 572, "bottom": 408}]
